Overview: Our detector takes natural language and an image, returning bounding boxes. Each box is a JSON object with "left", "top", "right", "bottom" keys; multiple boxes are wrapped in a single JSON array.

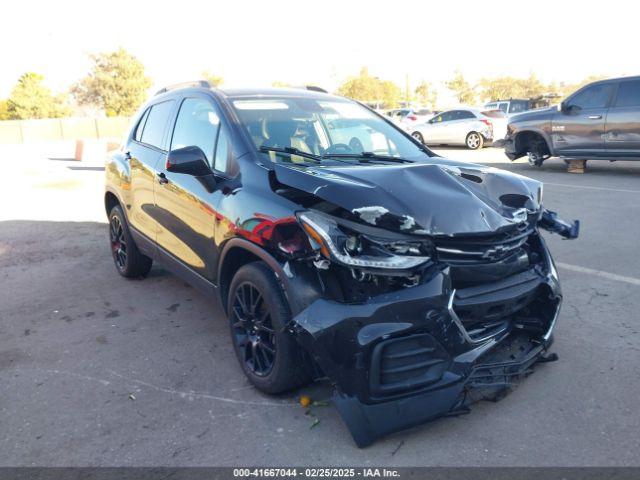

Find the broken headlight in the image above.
[{"left": 297, "top": 210, "right": 432, "bottom": 270}]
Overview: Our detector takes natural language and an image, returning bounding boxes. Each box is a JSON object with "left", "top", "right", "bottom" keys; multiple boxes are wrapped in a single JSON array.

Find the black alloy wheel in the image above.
[
  {"left": 110, "top": 215, "right": 127, "bottom": 271},
  {"left": 230, "top": 281, "right": 277, "bottom": 377}
]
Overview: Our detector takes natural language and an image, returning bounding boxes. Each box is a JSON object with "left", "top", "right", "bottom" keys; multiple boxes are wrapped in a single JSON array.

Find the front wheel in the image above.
[
  {"left": 466, "top": 132, "right": 483, "bottom": 150},
  {"left": 227, "top": 262, "right": 310, "bottom": 394},
  {"left": 412, "top": 131, "right": 424, "bottom": 144}
]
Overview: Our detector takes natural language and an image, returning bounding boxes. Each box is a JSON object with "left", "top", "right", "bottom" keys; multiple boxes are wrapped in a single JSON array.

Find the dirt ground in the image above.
[{"left": 1, "top": 143, "right": 639, "bottom": 466}]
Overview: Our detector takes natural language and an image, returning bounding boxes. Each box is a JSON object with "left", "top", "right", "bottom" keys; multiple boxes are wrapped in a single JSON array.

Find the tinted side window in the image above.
[
  {"left": 509, "top": 101, "right": 528, "bottom": 113},
  {"left": 140, "top": 100, "right": 175, "bottom": 149},
  {"left": 171, "top": 98, "right": 220, "bottom": 164},
  {"left": 457, "top": 110, "right": 476, "bottom": 119},
  {"left": 614, "top": 80, "right": 640, "bottom": 107},
  {"left": 570, "top": 84, "right": 614, "bottom": 109},
  {"left": 134, "top": 108, "right": 150, "bottom": 142},
  {"left": 435, "top": 111, "right": 454, "bottom": 122}
]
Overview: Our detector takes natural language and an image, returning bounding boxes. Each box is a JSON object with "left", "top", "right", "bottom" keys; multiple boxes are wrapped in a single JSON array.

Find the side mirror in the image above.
[
  {"left": 561, "top": 102, "right": 578, "bottom": 114},
  {"left": 166, "top": 146, "right": 212, "bottom": 176}
]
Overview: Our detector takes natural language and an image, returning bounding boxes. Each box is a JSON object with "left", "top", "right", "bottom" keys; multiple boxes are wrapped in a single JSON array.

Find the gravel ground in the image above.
[{"left": 1, "top": 144, "right": 639, "bottom": 466}]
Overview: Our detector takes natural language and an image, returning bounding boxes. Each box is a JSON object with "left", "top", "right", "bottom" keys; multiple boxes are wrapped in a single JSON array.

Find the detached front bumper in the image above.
[{"left": 292, "top": 247, "right": 561, "bottom": 447}]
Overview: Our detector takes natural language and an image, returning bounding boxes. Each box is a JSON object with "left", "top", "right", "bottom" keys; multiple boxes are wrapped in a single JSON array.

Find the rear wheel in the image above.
[
  {"left": 227, "top": 262, "right": 310, "bottom": 394},
  {"left": 412, "top": 131, "right": 424, "bottom": 144},
  {"left": 108, "top": 205, "right": 152, "bottom": 278},
  {"left": 466, "top": 132, "right": 483, "bottom": 149}
]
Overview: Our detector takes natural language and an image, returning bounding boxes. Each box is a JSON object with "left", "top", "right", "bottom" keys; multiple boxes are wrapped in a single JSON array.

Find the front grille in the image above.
[
  {"left": 370, "top": 334, "right": 450, "bottom": 396},
  {"left": 435, "top": 223, "right": 539, "bottom": 289},
  {"left": 453, "top": 269, "right": 542, "bottom": 324},
  {"left": 435, "top": 222, "right": 533, "bottom": 265}
]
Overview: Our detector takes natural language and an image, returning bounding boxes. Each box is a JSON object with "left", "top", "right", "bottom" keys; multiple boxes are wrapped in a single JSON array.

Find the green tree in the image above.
[
  {"left": 201, "top": 70, "right": 224, "bottom": 87},
  {"left": 478, "top": 73, "right": 548, "bottom": 102},
  {"left": 558, "top": 75, "right": 608, "bottom": 98},
  {"left": 414, "top": 81, "right": 437, "bottom": 109},
  {"left": 337, "top": 67, "right": 401, "bottom": 108},
  {"left": 0, "top": 99, "right": 9, "bottom": 120},
  {"left": 5, "top": 72, "right": 70, "bottom": 119},
  {"left": 73, "top": 48, "right": 151, "bottom": 116},
  {"left": 446, "top": 70, "right": 476, "bottom": 104}
]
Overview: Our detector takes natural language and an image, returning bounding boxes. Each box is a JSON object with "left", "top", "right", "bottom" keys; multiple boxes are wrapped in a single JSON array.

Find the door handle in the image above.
[
  {"left": 156, "top": 172, "right": 169, "bottom": 185},
  {"left": 588, "top": 115, "right": 602, "bottom": 120}
]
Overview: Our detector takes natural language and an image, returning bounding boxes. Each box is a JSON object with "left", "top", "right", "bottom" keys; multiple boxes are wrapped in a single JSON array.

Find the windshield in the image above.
[{"left": 230, "top": 96, "right": 430, "bottom": 164}]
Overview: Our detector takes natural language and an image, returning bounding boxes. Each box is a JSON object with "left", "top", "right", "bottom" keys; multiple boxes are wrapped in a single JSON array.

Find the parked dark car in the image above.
[
  {"left": 501, "top": 76, "right": 640, "bottom": 166},
  {"left": 105, "top": 81, "right": 579, "bottom": 447}
]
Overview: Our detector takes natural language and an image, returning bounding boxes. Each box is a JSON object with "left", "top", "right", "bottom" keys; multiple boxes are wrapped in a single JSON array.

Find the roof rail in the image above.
[
  {"left": 155, "top": 80, "right": 213, "bottom": 96},
  {"left": 305, "top": 85, "right": 328, "bottom": 93}
]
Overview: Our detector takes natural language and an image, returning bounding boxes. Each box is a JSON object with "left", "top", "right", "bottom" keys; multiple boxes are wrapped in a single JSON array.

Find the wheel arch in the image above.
[
  {"left": 514, "top": 129, "right": 552, "bottom": 157},
  {"left": 217, "top": 238, "right": 297, "bottom": 315},
  {"left": 105, "top": 189, "right": 124, "bottom": 218}
]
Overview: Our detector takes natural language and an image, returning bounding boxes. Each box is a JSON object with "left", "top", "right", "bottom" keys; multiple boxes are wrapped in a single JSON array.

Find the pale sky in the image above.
[{"left": 1, "top": 0, "right": 638, "bottom": 104}]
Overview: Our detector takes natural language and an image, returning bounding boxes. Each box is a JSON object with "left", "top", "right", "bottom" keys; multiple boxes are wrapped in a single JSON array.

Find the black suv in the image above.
[
  {"left": 105, "top": 81, "right": 579, "bottom": 447},
  {"left": 502, "top": 76, "right": 640, "bottom": 166}
]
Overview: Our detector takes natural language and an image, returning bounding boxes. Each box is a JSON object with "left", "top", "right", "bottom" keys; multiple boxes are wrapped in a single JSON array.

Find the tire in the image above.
[
  {"left": 412, "top": 131, "right": 424, "bottom": 144},
  {"left": 108, "top": 205, "right": 152, "bottom": 278},
  {"left": 227, "top": 262, "right": 310, "bottom": 394},
  {"left": 466, "top": 132, "right": 483, "bottom": 150}
]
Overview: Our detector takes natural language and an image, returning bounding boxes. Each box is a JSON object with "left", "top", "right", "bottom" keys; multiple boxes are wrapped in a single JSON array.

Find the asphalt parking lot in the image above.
[{"left": 1, "top": 144, "right": 639, "bottom": 466}]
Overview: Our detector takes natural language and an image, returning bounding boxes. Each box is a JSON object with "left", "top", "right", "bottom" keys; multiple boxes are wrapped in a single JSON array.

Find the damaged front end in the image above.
[{"left": 267, "top": 162, "right": 579, "bottom": 447}]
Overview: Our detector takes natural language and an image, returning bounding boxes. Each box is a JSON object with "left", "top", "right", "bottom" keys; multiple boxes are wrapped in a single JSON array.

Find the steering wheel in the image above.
[
  {"left": 323, "top": 143, "right": 353, "bottom": 155},
  {"left": 348, "top": 137, "right": 364, "bottom": 153}
]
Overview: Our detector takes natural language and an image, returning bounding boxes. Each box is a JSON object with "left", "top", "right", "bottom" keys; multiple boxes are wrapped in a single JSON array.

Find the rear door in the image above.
[
  {"left": 604, "top": 79, "right": 640, "bottom": 157},
  {"left": 552, "top": 82, "right": 614, "bottom": 156},
  {"left": 125, "top": 100, "right": 176, "bottom": 241}
]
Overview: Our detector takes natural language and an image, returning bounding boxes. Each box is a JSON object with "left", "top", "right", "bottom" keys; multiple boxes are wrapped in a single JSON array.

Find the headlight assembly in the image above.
[{"left": 297, "top": 210, "right": 432, "bottom": 270}]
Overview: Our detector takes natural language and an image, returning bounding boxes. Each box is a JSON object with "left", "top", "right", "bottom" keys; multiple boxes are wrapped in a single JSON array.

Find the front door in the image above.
[
  {"left": 425, "top": 111, "right": 456, "bottom": 143},
  {"left": 604, "top": 79, "right": 640, "bottom": 157},
  {"left": 552, "top": 82, "right": 614, "bottom": 157},
  {"left": 154, "top": 95, "right": 228, "bottom": 282}
]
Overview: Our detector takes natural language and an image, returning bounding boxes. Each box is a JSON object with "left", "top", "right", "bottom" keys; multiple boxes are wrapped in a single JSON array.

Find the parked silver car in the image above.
[
  {"left": 387, "top": 108, "right": 434, "bottom": 130},
  {"left": 410, "top": 109, "right": 493, "bottom": 149}
]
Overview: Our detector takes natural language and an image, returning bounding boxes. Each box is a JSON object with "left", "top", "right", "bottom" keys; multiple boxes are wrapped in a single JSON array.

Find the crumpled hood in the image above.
[{"left": 273, "top": 160, "right": 542, "bottom": 236}]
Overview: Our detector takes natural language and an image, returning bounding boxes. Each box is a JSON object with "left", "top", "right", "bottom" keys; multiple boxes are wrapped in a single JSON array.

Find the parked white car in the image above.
[
  {"left": 483, "top": 99, "right": 531, "bottom": 116},
  {"left": 410, "top": 108, "right": 494, "bottom": 149},
  {"left": 480, "top": 109, "right": 508, "bottom": 142},
  {"left": 386, "top": 108, "right": 435, "bottom": 130}
]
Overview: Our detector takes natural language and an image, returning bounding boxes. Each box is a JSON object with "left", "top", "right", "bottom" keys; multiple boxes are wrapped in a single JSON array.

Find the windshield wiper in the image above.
[
  {"left": 321, "top": 151, "right": 413, "bottom": 163},
  {"left": 259, "top": 146, "right": 321, "bottom": 162}
]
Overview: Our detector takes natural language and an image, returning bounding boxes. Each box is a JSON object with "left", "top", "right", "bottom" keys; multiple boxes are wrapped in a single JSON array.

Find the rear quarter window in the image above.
[
  {"left": 134, "top": 109, "right": 150, "bottom": 142},
  {"left": 139, "top": 100, "right": 175, "bottom": 150}
]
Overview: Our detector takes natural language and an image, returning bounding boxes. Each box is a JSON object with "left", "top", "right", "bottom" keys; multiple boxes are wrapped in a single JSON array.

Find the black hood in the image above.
[{"left": 273, "top": 160, "right": 542, "bottom": 236}]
